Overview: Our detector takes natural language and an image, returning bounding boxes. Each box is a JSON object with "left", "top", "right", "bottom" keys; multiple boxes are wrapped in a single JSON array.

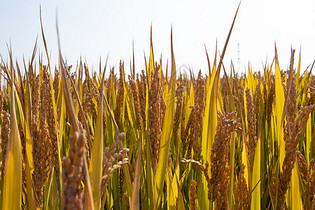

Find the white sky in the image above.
[{"left": 1, "top": 0, "right": 315, "bottom": 75}]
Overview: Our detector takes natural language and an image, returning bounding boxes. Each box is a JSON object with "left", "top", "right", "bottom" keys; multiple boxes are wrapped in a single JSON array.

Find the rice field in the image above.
[{"left": 0, "top": 8, "right": 314, "bottom": 210}]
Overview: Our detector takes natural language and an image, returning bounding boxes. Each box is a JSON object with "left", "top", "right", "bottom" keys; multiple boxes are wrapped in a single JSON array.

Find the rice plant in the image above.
[{"left": 0, "top": 5, "right": 314, "bottom": 210}]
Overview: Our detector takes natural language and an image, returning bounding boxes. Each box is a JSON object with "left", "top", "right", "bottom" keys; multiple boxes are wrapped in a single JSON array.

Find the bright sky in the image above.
[{"left": 1, "top": 0, "right": 315, "bottom": 75}]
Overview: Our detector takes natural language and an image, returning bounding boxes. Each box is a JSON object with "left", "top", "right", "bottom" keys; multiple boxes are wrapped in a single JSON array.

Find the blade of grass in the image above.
[
  {"left": 167, "top": 160, "right": 180, "bottom": 209},
  {"left": 89, "top": 57, "right": 106, "bottom": 210},
  {"left": 288, "top": 163, "right": 302, "bottom": 209},
  {"left": 251, "top": 138, "right": 261, "bottom": 210},
  {"left": 2, "top": 52, "right": 22, "bottom": 210},
  {"left": 274, "top": 46, "right": 285, "bottom": 172},
  {"left": 130, "top": 136, "right": 142, "bottom": 210},
  {"left": 65, "top": 60, "right": 96, "bottom": 150},
  {"left": 14, "top": 88, "right": 36, "bottom": 210},
  {"left": 23, "top": 51, "right": 37, "bottom": 210},
  {"left": 216, "top": 1, "right": 241, "bottom": 76},
  {"left": 148, "top": 26, "right": 155, "bottom": 85},
  {"left": 156, "top": 28, "right": 176, "bottom": 196},
  {"left": 45, "top": 168, "right": 55, "bottom": 210},
  {"left": 204, "top": 44, "right": 212, "bottom": 77},
  {"left": 40, "top": 10, "right": 63, "bottom": 207}
]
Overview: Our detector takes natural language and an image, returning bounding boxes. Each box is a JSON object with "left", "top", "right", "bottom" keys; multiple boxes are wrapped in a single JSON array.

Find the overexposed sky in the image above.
[{"left": 1, "top": 0, "right": 315, "bottom": 75}]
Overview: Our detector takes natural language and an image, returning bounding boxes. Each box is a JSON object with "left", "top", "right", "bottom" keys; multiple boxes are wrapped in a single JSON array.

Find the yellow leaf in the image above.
[
  {"left": 168, "top": 164, "right": 180, "bottom": 209},
  {"left": 251, "top": 139, "right": 261, "bottom": 210},
  {"left": 242, "top": 140, "right": 249, "bottom": 187},
  {"left": 14, "top": 90, "right": 35, "bottom": 209},
  {"left": 288, "top": 163, "right": 302, "bottom": 209},
  {"left": 275, "top": 64, "right": 285, "bottom": 172},
  {"left": 2, "top": 73, "right": 22, "bottom": 210},
  {"left": 89, "top": 81, "right": 104, "bottom": 210},
  {"left": 156, "top": 30, "right": 176, "bottom": 195},
  {"left": 147, "top": 26, "right": 154, "bottom": 86},
  {"left": 305, "top": 116, "right": 311, "bottom": 165},
  {"left": 130, "top": 140, "right": 142, "bottom": 210},
  {"left": 200, "top": 64, "right": 217, "bottom": 210}
]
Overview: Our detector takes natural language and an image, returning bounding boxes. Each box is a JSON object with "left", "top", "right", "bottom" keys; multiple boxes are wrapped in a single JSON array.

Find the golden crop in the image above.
[{"left": 0, "top": 6, "right": 314, "bottom": 210}]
